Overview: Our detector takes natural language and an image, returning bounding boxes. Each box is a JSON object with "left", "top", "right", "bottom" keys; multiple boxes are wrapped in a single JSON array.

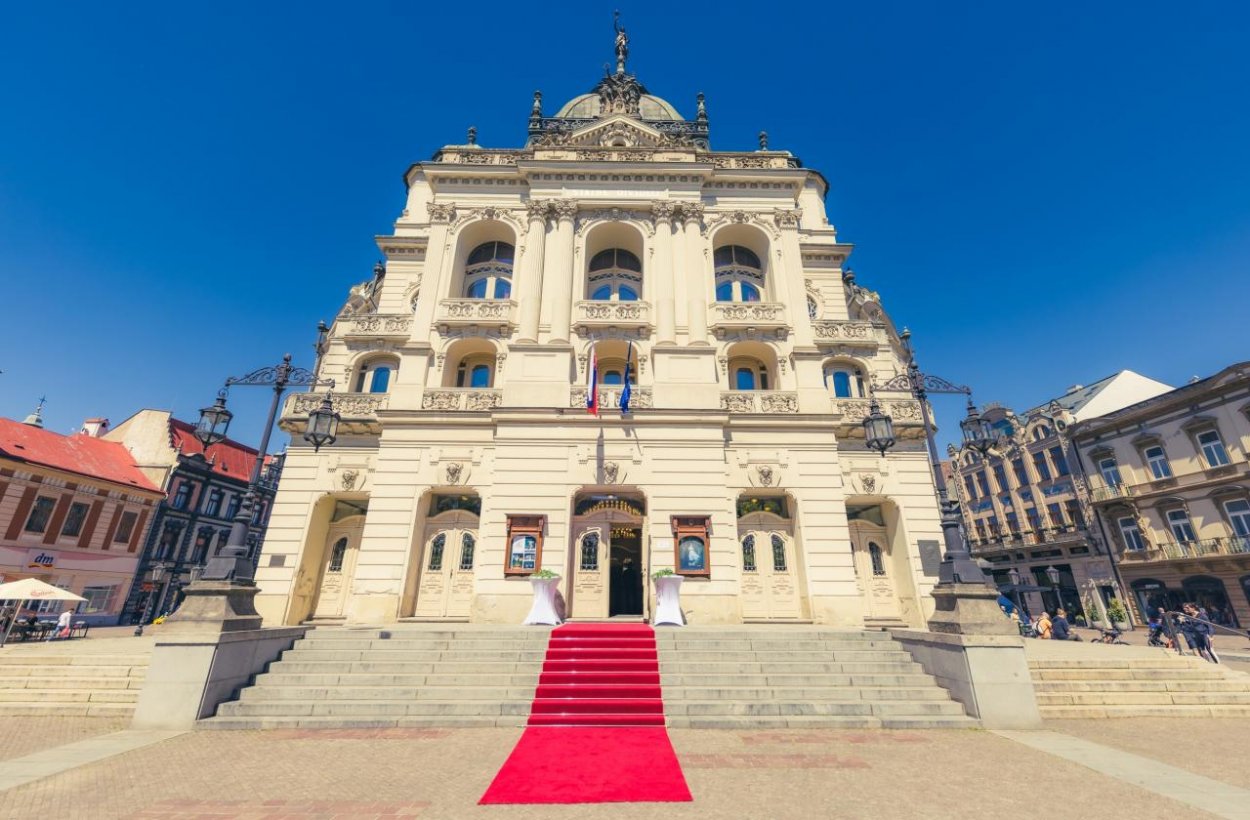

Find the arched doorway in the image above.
[
  {"left": 848, "top": 515, "right": 902, "bottom": 623},
  {"left": 1182, "top": 575, "right": 1239, "bottom": 627},
  {"left": 1130, "top": 578, "right": 1182, "bottom": 623},
  {"left": 569, "top": 492, "right": 646, "bottom": 619},
  {"left": 311, "top": 516, "right": 364, "bottom": 620},
  {"left": 737, "top": 496, "right": 803, "bottom": 621},
  {"left": 413, "top": 505, "right": 480, "bottom": 619}
]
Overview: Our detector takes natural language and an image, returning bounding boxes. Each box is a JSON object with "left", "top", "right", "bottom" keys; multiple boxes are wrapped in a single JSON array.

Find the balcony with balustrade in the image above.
[
  {"left": 435, "top": 299, "right": 518, "bottom": 334},
  {"left": 719, "top": 391, "right": 799, "bottom": 414},
  {"left": 340, "top": 314, "right": 413, "bottom": 341},
  {"left": 810, "top": 320, "right": 886, "bottom": 349},
  {"left": 1120, "top": 535, "right": 1250, "bottom": 564},
  {"left": 280, "top": 392, "right": 388, "bottom": 435},
  {"left": 420, "top": 388, "right": 504, "bottom": 412},
  {"left": 572, "top": 300, "right": 653, "bottom": 338},
  {"left": 708, "top": 302, "right": 788, "bottom": 340},
  {"left": 569, "top": 386, "right": 653, "bottom": 411}
]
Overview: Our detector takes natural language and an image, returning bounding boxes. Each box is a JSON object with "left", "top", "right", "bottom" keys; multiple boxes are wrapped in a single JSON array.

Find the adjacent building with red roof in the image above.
[
  {"left": 0, "top": 410, "right": 164, "bottom": 624},
  {"left": 103, "top": 410, "right": 283, "bottom": 621}
]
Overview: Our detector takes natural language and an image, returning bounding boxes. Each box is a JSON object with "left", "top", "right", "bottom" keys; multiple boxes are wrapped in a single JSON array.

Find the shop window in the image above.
[
  {"left": 80, "top": 585, "right": 117, "bottom": 614},
  {"left": 505, "top": 516, "right": 545, "bottom": 575}
]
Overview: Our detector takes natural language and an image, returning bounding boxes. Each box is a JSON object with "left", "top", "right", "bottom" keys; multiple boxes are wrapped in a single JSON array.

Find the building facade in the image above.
[
  {"left": 947, "top": 372, "right": 1172, "bottom": 624},
  {"left": 1072, "top": 362, "right": 1250, "bottom": 627},
  {"left": 102, "top": 410, "right": 281, "bottom": 621},
  {"left": 255, "top": 29, "right": 949, "bottom": 628},
  {"left": 0, "top": 411, "right": 164, "bottom": 624}
]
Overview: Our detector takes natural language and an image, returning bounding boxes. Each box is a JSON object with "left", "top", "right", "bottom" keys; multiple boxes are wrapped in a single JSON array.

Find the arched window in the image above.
[
  {"left": 463, "top": 241, "right": 514, "bottom": 299},
  {"left": 428, "top": 533, "right": 446, "bottom": 571},
  {"left": 771, "top": 534, "right": 787, "bottom": 572},
  {"left": 455, "top": 357, "right": 495, "bottom": 388},
  {"left": 459, "top": 533, "right": 476, "bottom": 571},
  {"left": 824, "top": 364, "right": 866, "bottom": 398},
  {"left": 731, "top": 358, "right": 770, "bottom": 391},
  {"left": 328, "top": 537, "right": 348, "bottom": 572},
  {"left": 587, "top": 248, "right": 642, "bottom": 301},
  {"left": 714, "top": 245, "right": 764, "bottom": 302},
  {"left": 596, "top": 357, "right": 636, "bottom": 386},
  {"left": 354, "top": 360, "right": 398, "bottom": 393},
  {"left": 580, "top": 532, "right": 600, "bottom": 571},
  {"left": 869, "top": 542, "right": 886, "bottom": 576},
  {"left": 741, "top": 534, "right": 757, "bottom": 572}
]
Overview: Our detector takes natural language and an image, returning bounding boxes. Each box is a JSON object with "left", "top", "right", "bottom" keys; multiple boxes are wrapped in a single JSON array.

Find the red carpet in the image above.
[{"left": 479, "top": 623, "right": 693, "bottom": 804}]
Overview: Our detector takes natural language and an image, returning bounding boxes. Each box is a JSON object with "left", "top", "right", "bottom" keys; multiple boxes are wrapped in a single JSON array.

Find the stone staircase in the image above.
[
  {"left": 199, "top": 625, "right": 551, "bottom": 729},
  {"left": 0, "top": 649, "right": 149, "bottom": 718},
  {"left": 1029, "top": 645, "right": 1250, "bottom": 718},
  {"left": 656, "top": 627, "right": 975, "bottom": 729}
]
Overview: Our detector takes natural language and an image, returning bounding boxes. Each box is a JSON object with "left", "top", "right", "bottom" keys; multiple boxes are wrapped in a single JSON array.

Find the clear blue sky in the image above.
[{"left": 2, "top": 2, "right": 1248, "bottom": 452}]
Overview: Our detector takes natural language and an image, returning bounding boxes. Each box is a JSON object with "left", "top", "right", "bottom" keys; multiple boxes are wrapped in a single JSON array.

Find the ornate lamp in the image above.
[
  {"left": 862, "top": 397, "right": 896, "bottom": 456},
  {"left": 304, "top": 392, "right": 341, "bottom": 452},
  {"left": 959, "top": 397, "right": 995, "bottom": 456},
  {"left": 1007, "top": 567, "right": 1021, "bottom": 586},
  {"left": 194, "top": 391, "right": 232, "bottom": 451}
]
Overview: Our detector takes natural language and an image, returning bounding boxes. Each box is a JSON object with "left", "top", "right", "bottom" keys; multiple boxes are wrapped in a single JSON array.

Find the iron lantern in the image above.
[
  {"left": 1044, "top": 565, "right": 1061, "bottom": 586},
  {"left": 1007, "top": 567, "right": 1021, "bottom": 586},
  {"left": 959, "top": 398, "right": 995, "bottom": 455},
  {"left": 194, "top": 392, "right": 232, "bottom": 451},
  {"left": 862, "top": 398, "right": 896, "bottom": 456},
  {"left": 304, "top": 392, "right": 341, "bottom": 452}
]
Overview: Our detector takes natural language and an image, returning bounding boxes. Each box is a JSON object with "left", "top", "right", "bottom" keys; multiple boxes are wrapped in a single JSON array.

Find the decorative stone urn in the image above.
[
  {"left": 523, "top": 575, "right": 563, "bottom": 626},
  {"left": 653, "top": 574, "right": 685, "bottom": 626}
]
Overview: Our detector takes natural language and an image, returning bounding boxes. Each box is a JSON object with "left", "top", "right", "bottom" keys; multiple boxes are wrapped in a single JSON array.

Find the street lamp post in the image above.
[
  {"left": 193, "top": 354, "right": 339, "bottom": 584},
  {"left": 1045, "top": 564, "right": 1062, "bottom": 615},
  {"left": 1007, "top": 566, "right": 1025, "bottom": 620},
  {"left": 134, "top": 563, "right": 167, "bottom": 637},
  {"left": 863, "top": 329, "right": 1017, "bottom": 635}
]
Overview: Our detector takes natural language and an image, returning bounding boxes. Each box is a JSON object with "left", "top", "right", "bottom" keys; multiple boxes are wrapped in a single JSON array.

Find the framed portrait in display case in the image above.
[
  {"left": 505, "top": 515, "right": 545, "bottom": 575},
  {"left": 672, "top": 516, "right": 710, "bottom": 577}
]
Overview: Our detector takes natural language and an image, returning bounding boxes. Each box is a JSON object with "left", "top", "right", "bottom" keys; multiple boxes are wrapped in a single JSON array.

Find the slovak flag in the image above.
[
  {"left": 586, "top": 346, "right": 599, "bottom": 416},
  {"left": 620, "top": 341, "right": 633, "bottom": 414}
]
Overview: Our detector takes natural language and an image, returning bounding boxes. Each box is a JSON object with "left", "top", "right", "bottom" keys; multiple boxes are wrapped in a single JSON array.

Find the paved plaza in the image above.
[{"left": 1, "top": 717, "right": 1249, "bottom": 819}]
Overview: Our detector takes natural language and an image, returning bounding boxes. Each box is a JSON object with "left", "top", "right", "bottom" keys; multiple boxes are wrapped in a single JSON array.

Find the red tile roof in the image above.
[
  {"left": 0, "top": 417, "right": 162, "bottom": 493},
  {"left": 168, "top": 418, "right": 267, "bottom": 483}
]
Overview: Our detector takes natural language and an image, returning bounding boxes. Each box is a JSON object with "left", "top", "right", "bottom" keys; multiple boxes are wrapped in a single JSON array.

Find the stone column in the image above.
[
  {"left": 651, "top": 202, "right": 678, "bottom": 344},
  {"left": 517, "top": 200, "right": 550, "bottom": 343},
  {"left": 682, "top": 204, "right": 708, "bottom": 344},
  {"left": 543, "top": 200, "right": 578, "bottom": 344}
]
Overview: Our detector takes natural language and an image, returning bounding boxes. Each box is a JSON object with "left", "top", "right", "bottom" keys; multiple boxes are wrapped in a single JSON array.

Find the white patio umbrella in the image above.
[{"left": 0, "top": 578, "right": 86, "bottom": 647}]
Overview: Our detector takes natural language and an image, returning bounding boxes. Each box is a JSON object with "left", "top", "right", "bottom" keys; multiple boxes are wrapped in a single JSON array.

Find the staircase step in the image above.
[
  {"left": 527, "top": 712, "right": 666, "bottom": 727},
  {"left": 534, "top": 684, "right": 661, "bottom": 699},
  {"left": 1040, "top": 704, "right": 1250, "bottom": 719},
  {"left": 539, "top": 671, "right": 659, "bottom": 686},
  {"left": 530, "top": 698, "right": 664, "bottom": 715}
]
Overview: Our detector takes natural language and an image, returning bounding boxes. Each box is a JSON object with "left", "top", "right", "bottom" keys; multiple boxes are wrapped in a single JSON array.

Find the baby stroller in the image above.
[{"left": 1147, "top": 618, "right": 1170, "bottom": 648}]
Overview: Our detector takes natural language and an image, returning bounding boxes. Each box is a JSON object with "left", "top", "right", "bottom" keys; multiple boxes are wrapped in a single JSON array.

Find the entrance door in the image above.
[
  {"left": 313, "top": 521, "right": 363, "bottom": 619},
  {"left": 609, "top": 527, "right": 643, "bottom": 616},
  {"left": 572, "top": 526, "right": 609, "bottom": 619},
  {"left": 739, "top": 529, "right": 803, "bottom": 620},
  {"left": 414, "top": 526, "right": 477, "bottom": 619},
  {"left": 849, "top": 520, "right": 901, "bottom": 621}
]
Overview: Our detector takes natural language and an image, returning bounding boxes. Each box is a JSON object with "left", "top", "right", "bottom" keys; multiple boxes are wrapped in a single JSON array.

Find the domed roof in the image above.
[{"left": 555, "top": 92, "right": 684, "bottom": 121}]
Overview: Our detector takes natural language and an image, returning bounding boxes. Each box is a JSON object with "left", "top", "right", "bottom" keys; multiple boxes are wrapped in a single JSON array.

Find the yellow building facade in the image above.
[{"left": 253, "top": 32, "right": 947, "bottom": 629}]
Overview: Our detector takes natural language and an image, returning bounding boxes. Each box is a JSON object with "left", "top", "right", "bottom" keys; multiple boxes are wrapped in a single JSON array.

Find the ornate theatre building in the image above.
[{"left": 254, "top": 29, "right": 945, "bottom": 629}]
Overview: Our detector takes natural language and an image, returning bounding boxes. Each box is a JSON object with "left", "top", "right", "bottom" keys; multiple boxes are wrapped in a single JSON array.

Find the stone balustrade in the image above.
[
  {"left": 719, "top": 391, "right": 799, "bottom": 414},
  {"left": 707, "top": 302, "right": 788, "bottom": 340},
  {"left": 811, "top": 320, "right": 883, "bottom": 345},
  {"left": 572, "top": 300, "right": 653, "bottom": 337},
  {"left": 569, "top": 386, "right": 653, "bottom": 410},
  {"left": 435, "top": 299, "right": 518, "bottom": 333},
  {"left": 833, "top": 398, "right": 925, "bottom": 424},
  {"left": 341, "top": 314, "right": 413, "bottom": 340},
  {"left": 421, "top": 388, "right": 503, "bottom": 411},
  {"left": 281, "top": 392, "right": 387, "bottom": 435}
]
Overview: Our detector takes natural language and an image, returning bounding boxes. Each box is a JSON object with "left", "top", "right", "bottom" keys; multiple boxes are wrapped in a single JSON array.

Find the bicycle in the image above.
[{"left": 1093, "top": 627, "right": 1128, "bottom": 645}]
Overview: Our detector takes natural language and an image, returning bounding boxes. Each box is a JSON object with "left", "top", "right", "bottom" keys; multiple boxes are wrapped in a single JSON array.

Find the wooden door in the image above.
[
  {"left": 739, "top": 529, "right": 802, "bottom": 620},
  {"left": 850, "top": 521, "right": 901, "bottom": 620},
  {"left": 415, "top": 524, "right": 478, "bottom": 619},
  {"left": 313, "top": 522, "right": 361, "bottom": 619},
  {"left": 571, "top": 526, "right": 608, "bottom": 619}
]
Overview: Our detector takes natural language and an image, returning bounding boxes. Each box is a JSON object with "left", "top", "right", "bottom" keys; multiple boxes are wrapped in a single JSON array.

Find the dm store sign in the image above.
[{"left": 26, "top": 550, "right": 57, "bottom": 570}]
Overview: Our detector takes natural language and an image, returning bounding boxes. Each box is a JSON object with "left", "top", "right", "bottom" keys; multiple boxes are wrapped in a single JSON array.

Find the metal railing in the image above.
[
  {"left": 1158, "top": 610, "right": 1250, "bottom": 659},
  {"left": 1123, "top": 536, "right": 1250, "bottom": 562}
]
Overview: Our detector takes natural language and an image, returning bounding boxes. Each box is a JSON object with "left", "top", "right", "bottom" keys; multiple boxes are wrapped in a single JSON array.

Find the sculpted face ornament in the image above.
[
  {"left": 340, "top": 469, "right": 359, "bottom": 491},
  {"left": 757, "top": 465, "right": 774, "bottom": 487},
  {"left": 861, "top": 474, "right": 877, "bottom": 494},
  {"left": 603, "top": 461, "right": 620, "bottom": 484}
]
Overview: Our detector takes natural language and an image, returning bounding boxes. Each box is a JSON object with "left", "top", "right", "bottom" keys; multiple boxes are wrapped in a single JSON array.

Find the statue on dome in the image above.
[{"left": 613, "top": 10, "right": 629, "bottom": 75}]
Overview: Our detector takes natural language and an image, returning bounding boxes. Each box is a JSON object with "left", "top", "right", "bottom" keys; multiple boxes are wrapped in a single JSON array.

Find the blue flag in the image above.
[{"left": 620, "top": 341, "right": 633, "bottom": 413}]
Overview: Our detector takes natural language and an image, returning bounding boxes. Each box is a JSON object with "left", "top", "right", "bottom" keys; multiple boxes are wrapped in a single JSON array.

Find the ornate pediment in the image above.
[{"left": 536, "top": 114, "right": 693, "bottom": 150}]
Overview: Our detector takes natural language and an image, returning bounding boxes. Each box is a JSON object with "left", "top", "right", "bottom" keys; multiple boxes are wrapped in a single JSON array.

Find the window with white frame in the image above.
[
  {"left": 455, "top": 356, "right": 495, "bottom": 388},
  {"left": 1117, "top": 517, "right": 1145, "bottom": 551},
  {"left": 354, "top": 360, "right": 397, "bottom": 394},
  {"left": 1165, "top": 509, "right": 1196, "bottom": 543},
  {"left": 1196, "top": 429, "right": 1231, "bottom": 467},
  {"left": 1098, "top": 457, "right": 1122, "bottom": 487},
  {"left": 1224, "top": 498, "right": 1250, "bottom": 539},
  {"left": 463, "top": 241, "right": 514, "bottom": 299},
  {"left": 713, "top": 245, "right": 764, "bottom": 302},
  {"left": 587, "top": 248, "right": 642, "bottom": 301},
  {"left": 1144, "top": 445, "right": 1172, "bottom": 480},
  {"left": 823, "top": 364, "right": 865, "bottom": 398},
  {"left": 80, "top": 585, "right": 117, "bottom": 614},
  {"left": 730, "top": 358, "right": 770, "bottom": 391},
  {"left": 61, "top": 502, "right": 89, "bottom": 538}
]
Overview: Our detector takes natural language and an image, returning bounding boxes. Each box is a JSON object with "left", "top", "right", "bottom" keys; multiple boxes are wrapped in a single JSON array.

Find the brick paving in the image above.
[
  {"left": 1046, "top": 717, "right": 1250, "bottom": 790},
  {"left": 0, "top": 724, "right": 1223, "bottom": 820},
  {"left": 0, "top": 717, "right": 128, "bottom": 762}
]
